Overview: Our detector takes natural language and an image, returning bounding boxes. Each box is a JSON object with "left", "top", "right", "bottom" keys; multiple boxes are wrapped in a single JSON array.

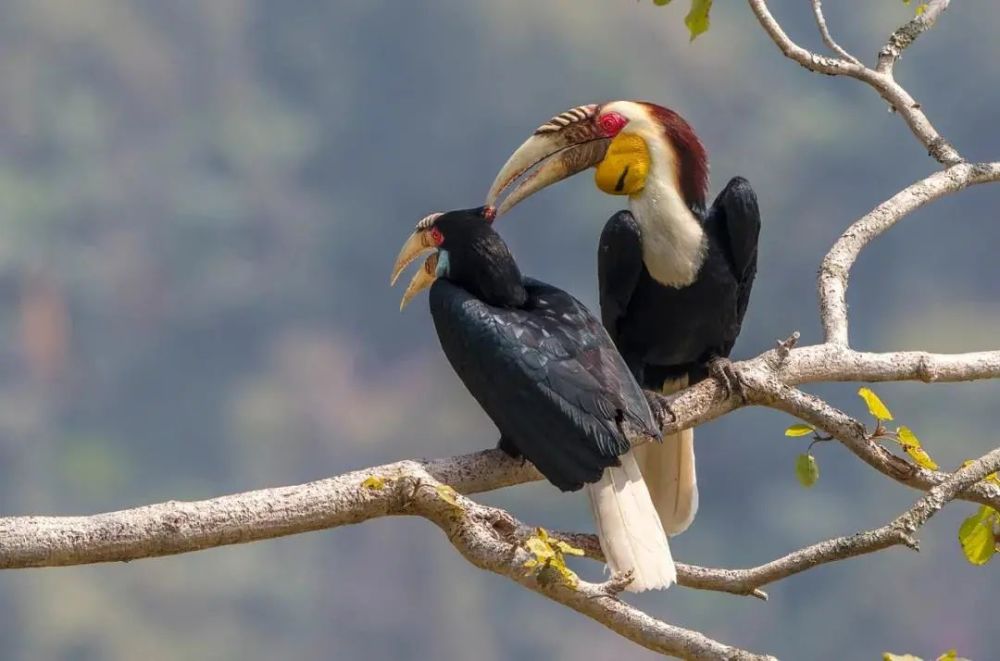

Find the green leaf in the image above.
[
  {"left": 858, "top": 387, "right": 894, "bottom": 421},
  {"left": 361, "top": 475, "right": 385, "bottom": 490},
  {"left": 684, "top": 0, "right": 712, "bottom": 41},
  {"left": 784, "top": 424, "right": 815, "bottom": 437},
  {"left": 795, "top": 453, "right": 819, "bottom": 488},
  {"left": 653, "top": 0, "right": 673, "bottom": 5},
  {"left": 958, "top": 506, "right": 997, "bottom": 565},
  {"left": 897, "top": 426, "right": 939, "bottom": 470}
]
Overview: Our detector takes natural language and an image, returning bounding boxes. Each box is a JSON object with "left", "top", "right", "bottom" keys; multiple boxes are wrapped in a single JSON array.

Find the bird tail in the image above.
[
  {"left": 586, "top": 449, "right": 675, "bottom": 592},
  {"left": 633, "top": 375, "right": 698, "bottom": 536}
]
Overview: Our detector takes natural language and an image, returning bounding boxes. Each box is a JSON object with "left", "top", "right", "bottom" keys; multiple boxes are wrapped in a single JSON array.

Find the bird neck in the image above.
[
  {"left": 450, "top": 234, "right": 528, "bottom": 308},
  {"left": 629, "top": 159, "right": 707, "bottom": 288}
]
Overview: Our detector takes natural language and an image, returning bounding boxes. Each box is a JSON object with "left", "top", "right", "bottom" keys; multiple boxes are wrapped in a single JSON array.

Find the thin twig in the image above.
[{"left": 811, "top": 0, "right": 861, "bottom": 65}]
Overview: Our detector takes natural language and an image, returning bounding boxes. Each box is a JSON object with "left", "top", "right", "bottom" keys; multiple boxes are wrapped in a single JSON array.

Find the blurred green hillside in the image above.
[{"left": 0, "top": 1, "right": 997, "bottom": 659}]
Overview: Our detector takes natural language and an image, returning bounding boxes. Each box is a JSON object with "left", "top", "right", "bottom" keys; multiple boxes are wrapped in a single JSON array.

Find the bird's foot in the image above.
[
  {"left": 600, "top": 570, "right": 635, "bottom": 597},
  {"left": 643, "top": 390, "right": 677, "bottom": 430},
  {"left": 709, "top": 356, "right": 748, "bottom": 402}
]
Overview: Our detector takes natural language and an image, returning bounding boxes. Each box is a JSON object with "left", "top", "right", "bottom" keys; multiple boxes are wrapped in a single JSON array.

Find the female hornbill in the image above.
[
  {"left": 485, "top": 101, "right": 761, "bottom": 537},
  {"left": 391, "top": 206, "right": 674, "bottom": 591}
]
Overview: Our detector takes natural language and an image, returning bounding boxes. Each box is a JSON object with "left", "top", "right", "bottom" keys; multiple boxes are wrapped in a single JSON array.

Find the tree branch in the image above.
[
  {"left": 818, "top": 162, "right": 1000, "bottom": 345},
  {"left": 877, "top": 0, "right": 951, "bottom": 75},
  {"left": 560, "top": 445, "right": 1000, "bottom": 598},
  {"left": 0, "top": 457, "right": 773, "bottom": 660},
  {"left": 746, "top": 0, "right": 962, "bottom": 165}
]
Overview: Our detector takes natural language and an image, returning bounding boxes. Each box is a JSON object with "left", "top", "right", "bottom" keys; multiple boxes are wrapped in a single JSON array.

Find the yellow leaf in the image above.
[
  {"left": 784, "top": 424, "right": 815, "bottom": 437},
  {"left": 684, "top": 0, "right": 712, "bottom": 41},
  {"left": 795, "top": 453, "right": 819, "bottom": 488},
  {"left": 906, "top": 446, "right": 939, "bottom": 470},
  {"left": 896, "top": 426, "right": 921, "bottom": 448},
  {"left": 915, "top": 3, "right": 927, "bottom": 16},
  {"left": 525, "top": 536, "right": 554, "bottom": 560},
  {"left": 958, "top": 506, "right": 997, "bottom": 565},
  {"left": 554, "top": 539, "right": 585, "bottom": 556},
  {"left": 936, "top": 650, "right": 971, "bottom": 661},
  {"left": 897, "top": 426, "right": 938, "bottom": 469},
  {"left": 361, "top": 475, "right": 385, "bottom": 490},
  {"left": 435, "top": 484, "right": 461, "bottom": 508},
  {"left": 522, "top": 558, "right": 539, "bottom": 570},
  {"left": 858, "top": 387, "right": 894, "bottom": 421},
  {"left": 883, "top": 655, "right": 923, "bottom": 661}
]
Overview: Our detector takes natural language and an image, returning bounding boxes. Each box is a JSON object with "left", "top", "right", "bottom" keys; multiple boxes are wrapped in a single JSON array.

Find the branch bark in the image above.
[{"left": 877, "top": 0, "right": 951, "bottom": 75}]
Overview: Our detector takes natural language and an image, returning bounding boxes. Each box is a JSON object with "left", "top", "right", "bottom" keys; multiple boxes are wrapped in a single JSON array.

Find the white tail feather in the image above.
[
  {"left": 633, "top": 427, "right": 697, "bottom": 536},
  {"left": 586, "top": 450, "right": 675, "bottom": 592},
  {"left": 634, "top": 375, "right": 698, "bottom": 536}
]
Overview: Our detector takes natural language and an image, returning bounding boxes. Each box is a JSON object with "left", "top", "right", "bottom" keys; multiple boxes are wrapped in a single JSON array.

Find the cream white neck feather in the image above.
[{"left": 608, "top": 104, "right": 706, "bottom": 288}]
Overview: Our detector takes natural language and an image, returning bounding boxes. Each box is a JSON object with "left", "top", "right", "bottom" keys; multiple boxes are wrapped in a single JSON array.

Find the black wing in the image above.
[
  {"left": 704, "top": 176, "right": 760, "bottom": 337},
  {"left": 430, "top": 278, "right": 658, "bottom": 492},
  {"left": 597, "top": 211, "right": 643, "bottom": 348}
]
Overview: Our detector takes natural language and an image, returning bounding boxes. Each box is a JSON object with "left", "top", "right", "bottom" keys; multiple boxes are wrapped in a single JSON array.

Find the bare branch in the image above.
[
  {"left": 818, "top": 162, "right": 1000, "bottom": 345},
  {"left": 877, "top": 0, "right": 951, "bottom": 75},
  {"left": 810, "top": 0, "right": 861, "bottom": 65},
  {"left": 745, "top": 0, "right": 962, "bottom": 165},
  {"left": 0, "top": 458, "right": 773, "bottom": 660}
]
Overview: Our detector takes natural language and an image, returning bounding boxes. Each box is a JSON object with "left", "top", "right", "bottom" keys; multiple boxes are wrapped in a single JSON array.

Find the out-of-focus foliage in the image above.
[{"left": 0, "top": 1, "right": 997, "bottom": 660}]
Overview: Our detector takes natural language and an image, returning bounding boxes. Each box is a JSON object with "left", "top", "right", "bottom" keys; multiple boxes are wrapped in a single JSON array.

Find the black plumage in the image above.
[
  {"left": 424, "top": 209, "right": 659, "bottom": 491},
  {"left": 597, "top": 176, "right": 761, "bottom": 389}
]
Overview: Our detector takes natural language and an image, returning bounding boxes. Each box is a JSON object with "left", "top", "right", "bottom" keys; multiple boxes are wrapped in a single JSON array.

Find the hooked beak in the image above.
[
  {"left": 390, "top": 228, "right": 436, "bottom": 287},
  {"left": 398, "top": 253, "right": 439, "bottom": 311},
  {"left": 391, "top": 228, "right": 441, "bottom": 310},
  {"left": 486, "top": 104, "right": 610, "bottom": 218}
]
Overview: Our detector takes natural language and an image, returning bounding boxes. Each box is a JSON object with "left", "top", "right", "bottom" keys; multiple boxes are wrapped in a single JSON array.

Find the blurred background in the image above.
[{"left": 0, "top": 1, "right": 997, "bottom": 659}]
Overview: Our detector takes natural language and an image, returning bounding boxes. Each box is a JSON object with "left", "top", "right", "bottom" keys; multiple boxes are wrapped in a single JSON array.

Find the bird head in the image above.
[
  {"left": 390, "top": 206, "right": 523, "bottom": 310},
  {"left": 486, "top": 101, "right": 708, "bottom": 217}
]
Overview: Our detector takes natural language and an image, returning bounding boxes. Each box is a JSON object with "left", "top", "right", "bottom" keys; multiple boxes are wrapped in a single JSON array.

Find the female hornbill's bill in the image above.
[
  {"left": 391, "top": 206, "right": 674, "bottom": 591},
  {"left": 485, "top": 101, "right": 761, "bottom": 537}
]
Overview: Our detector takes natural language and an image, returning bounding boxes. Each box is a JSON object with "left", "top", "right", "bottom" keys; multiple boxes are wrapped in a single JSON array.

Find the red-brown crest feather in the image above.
[{"left": 638, "top": 102, "right": 709, "bottom": 212}]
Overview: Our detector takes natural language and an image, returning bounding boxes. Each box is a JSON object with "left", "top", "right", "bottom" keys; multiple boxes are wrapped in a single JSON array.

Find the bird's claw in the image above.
[
  {"left": 601, "top": 570, "right": 635, "bottom": 596},
  {"left": 643, "top": 390, "right": 676, "bottom": 429},
  {"left": 709, "top": 357, "right": 748, "bottom": 402}
]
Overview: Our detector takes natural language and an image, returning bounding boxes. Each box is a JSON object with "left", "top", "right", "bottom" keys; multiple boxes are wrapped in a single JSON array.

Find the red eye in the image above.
[
  {"left": 429, "top": 227, "right": 444, "bottom": 246},
  {"left": 598, "top": 112, "right": 627, "bottom": 137}
]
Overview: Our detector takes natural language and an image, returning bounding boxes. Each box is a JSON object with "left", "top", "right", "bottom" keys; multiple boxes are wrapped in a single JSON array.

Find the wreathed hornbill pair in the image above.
[{"left": 391, "top": 101, "right": 760, "bottom": 591}]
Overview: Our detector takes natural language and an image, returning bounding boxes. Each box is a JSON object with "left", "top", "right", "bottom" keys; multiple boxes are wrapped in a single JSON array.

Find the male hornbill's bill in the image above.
[
  {"left": 391, "top": 206, "right": 675, "bottom": 591},
  {"left": 485, "top": 101, "right": 761, "bottom": 537}
]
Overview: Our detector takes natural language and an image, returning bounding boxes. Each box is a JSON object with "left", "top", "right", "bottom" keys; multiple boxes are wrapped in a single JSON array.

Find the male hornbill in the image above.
[
  {"left": 485, "top": 101, "right": 761, "bottom": 537},
  {"left": 391, "top": 206, "right": 675, "bottom": 591}
]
